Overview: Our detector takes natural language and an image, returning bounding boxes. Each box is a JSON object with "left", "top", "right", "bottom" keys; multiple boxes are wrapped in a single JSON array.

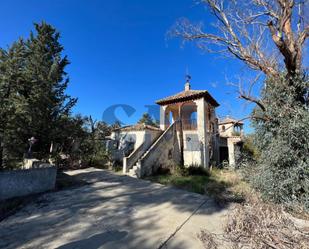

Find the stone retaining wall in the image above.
[{"left": 0, "top": 165, "right": 57, "bottom": 201}]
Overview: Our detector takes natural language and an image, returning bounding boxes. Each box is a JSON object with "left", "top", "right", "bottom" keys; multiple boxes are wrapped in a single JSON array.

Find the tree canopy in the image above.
[
  {"left": 171, "top": 0, "right": 309, "bottom": 209},
  {"left": 0, "top": 22, "right": 77, "bottom": 168},
  {"left": 138, "top": 113, "right": 158, "bottom": 126}
]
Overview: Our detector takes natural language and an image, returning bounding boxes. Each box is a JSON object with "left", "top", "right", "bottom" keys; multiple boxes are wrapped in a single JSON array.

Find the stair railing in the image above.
[{"left": 123, "top": 142, "right": 146, "bottom": 174}]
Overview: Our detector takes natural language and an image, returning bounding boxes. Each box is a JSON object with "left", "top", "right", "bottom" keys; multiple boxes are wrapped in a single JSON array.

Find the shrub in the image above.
[
  {"left": 171, "top": 164, "right": 210, "bottom": 177},
  {"left": 187, "top": 165, "right": 210, "bottom": 176},
  {"left": 252, "top": 74, "right": 309, "bottom": 210}
]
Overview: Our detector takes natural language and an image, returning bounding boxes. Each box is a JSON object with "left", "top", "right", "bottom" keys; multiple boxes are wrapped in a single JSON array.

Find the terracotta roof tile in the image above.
[
  {"left": 113, "top": 123, "right": 161, "bottom": 132},
  {"left": 219, "top": 117, "right": 244, "bottom": 125},
  {"left": 156, "top": 90, "right": 219, "bottom": 107}
]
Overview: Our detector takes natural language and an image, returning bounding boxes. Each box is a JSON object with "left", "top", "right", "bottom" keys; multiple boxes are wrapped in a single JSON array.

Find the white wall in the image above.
[
  {"left": 120, "top": 131, "right": 145, "bottom": 150},
  {"left": 219, "top": 123, "right": 235, "bottom": 137},
  {"left": 112, "top": 129, "right": 161, "bottom": 150},
  {"left": 182, "top": 130, "right": 202, "bottom": 166}
]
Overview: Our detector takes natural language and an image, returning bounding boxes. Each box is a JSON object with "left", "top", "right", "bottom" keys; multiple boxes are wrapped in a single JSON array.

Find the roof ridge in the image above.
[
  {"left": 114, "top": 123, "right": 161, "bottom": 131},
  {"left": 156, "top": 89, "right": 219, "bottom": 107}
]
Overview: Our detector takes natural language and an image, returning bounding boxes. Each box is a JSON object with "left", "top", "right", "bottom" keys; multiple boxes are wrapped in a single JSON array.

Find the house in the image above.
[
  {"left": 218, "top": 117, "right": 244, "bottom": 167},
  {"left": 110, "top": 78, "right": 243, "bottom": 178},
  {"left": 110, "top": 123, "right": 162, "bottom": 164}
]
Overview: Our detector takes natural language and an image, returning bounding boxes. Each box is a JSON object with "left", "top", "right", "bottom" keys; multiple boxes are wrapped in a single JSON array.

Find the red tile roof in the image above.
[
  {"left": 113, "top": 123, "right": 161, "bottom": 132},
  {"left": 156, "top": 90, "right": 219, "bottom": 107},
  {"left": 219, "top": 117, "right": 244, "bottom": 125}
]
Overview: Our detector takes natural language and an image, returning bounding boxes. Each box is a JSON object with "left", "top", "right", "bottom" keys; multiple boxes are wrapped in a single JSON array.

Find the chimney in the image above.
[
  {"left": 185, "top": 82, "right": 191, "bottom": 91},
  {"left": 185, "top": 74, "right": 191, "bottom": 91}
]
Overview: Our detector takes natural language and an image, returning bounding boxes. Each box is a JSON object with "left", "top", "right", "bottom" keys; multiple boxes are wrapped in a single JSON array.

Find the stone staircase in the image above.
[
  {"left": 127, "top": 121, "right": 177, "bottom": 178},
  {"left": 127, "top": 150, "right": 147, "bottom": 178},
  {"left": 128, "top": 164, "right": 140, "bottom": 178},
  {"left": 124, "top": 134, "right": 162, "bottom": 178},
  {"left": 127, "top": 132, "right": 167, "bottom": 178}
]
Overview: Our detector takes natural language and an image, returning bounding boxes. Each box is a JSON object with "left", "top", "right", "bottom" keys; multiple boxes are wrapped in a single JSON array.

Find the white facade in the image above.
[
  {"left": 157, "top": 82, "right": 220, "bottom": 168},
  {"left": 218, "top": 118, "right": 244, "bottom": 167},
  {"left": 182, "top": 130, "right": 201, "bottom": 166},
  {"left": 108, "top": 81, "right": 243, "bottom": 178},
  {"left": 111, "top": 129, "right": 160, "bottom": 151}
]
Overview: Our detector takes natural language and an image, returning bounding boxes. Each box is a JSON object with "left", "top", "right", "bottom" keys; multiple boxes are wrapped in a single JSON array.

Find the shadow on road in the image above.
[{"left": 56, "top": 230, "right": 128, "bottom": 249}]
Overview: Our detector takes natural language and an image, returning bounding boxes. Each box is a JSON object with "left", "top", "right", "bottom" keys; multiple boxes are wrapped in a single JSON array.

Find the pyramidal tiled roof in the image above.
[
  {"left": 156, "top": 89, "right": 219, "bottom": 107},
  {"left": 219, "top": 117, "right": 244, "bottom": 125}
]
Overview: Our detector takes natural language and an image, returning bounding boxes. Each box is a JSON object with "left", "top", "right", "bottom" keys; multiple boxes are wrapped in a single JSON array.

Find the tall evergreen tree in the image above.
[
  {"left": 0, "top": 40, "right": 29, "bottom": 168},
  {"left": 138, "top": 113, "right": 157, "bottom": 126},
  {"left": 0, "top": 22, "right": 77, "bottom": 169},
  {"left": 22, "top": 22, "right": 77, "bottom": 158}
]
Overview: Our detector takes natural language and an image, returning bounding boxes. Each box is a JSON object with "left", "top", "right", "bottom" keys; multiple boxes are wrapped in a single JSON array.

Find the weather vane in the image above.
[{"left": 185, "top": 67, "right": 191, "bottom": 83}]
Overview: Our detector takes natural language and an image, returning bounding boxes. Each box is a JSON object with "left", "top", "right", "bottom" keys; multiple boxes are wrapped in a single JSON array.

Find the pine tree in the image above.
[
  {"left": 138, "top": 113, "right": 157, "bottom": 126},
  {"left": 0, "top": 22, "right": 77, "bottom": 169},
  {"left": 0, "top": 40, "right": 29, "bottom": 168},
  {"left": 23, "top": 22, "right": 77, "bottom": 158}
]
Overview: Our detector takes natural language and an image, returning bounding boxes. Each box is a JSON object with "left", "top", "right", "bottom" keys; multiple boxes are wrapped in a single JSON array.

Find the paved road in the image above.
[{"left": 0, "top": 168, "right": 230, "bottom": 249}]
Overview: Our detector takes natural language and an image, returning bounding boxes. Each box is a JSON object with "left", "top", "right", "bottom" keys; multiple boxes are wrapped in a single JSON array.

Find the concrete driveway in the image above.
[{"left": 0, "top": 168, "right": 230, "bottom": 249}]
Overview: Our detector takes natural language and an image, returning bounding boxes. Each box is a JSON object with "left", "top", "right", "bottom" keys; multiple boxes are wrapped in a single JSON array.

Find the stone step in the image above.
[
  {"left": 128, "top": 171, "right": 138, "bottom": 178},
  {"left": 127, "top": 164, "right": 140, "bottom": 178}
]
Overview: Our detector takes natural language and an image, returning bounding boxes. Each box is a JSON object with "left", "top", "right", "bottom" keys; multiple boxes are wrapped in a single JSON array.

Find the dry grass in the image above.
[
  {"left": 217, "top": 170, "right": 309, "bottom": 249},
  {"left": 204, "top": 169, "right": 252, "bottom": 206},
  {"left": 215, "top": 170, "right": 309, "bottom": 249},
  {"left": 225, "top": 196, "right": 309, "bottom": 249},
  {"left": 198, "top": 230, "right": 219, "bottom": 249},
  {"left": 196, "top": 169, "right": 309, "bottom": 249},
  {"left": 146, "top": 168, "right": 252, "bottom": 204}
]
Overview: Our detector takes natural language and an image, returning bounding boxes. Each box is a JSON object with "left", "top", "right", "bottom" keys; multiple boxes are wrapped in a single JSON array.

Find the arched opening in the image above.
[
  {"left": 190, "top": 111, "right": 197, "bottom": 120},
  {"left": 164, "top": 105, "right": 179, "bottom": 129},
  {"left": 232, "top": 123, "right": 243, "bottom": 136},
  {"left": 189, "top": 111, "right": 197, "bottom": 130},
  {"left": 167, "top": 111, "right": 173, "bottom": 126},
  {"left": 181, "top": 101, "right": 197, "bottom": 130}
]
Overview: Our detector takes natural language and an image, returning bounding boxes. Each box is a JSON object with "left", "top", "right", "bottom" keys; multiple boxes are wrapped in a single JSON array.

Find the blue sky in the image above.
[{"left": 0, "top": 0, "right": 257, "bottom": 131}]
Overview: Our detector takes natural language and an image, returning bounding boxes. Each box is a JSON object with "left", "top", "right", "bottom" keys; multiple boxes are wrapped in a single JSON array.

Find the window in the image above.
[{"left": 222, "top": 125, "right": 225, "bottom": 132}]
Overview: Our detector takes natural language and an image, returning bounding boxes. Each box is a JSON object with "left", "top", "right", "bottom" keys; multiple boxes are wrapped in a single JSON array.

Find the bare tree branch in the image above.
[
  {"left": 239, "top": 93, "right": 266, "bottom": 111},
  {"left": 298, "top": 25, "right": 309, "bottom": 45},
  {"left": 169, "top": 0, "right": 308, "bottom": 109}
]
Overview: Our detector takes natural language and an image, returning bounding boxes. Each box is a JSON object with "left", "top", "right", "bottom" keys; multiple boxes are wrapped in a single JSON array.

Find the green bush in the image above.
[{"left": 252, "top": 74, "right": 309, "bottom": 210}]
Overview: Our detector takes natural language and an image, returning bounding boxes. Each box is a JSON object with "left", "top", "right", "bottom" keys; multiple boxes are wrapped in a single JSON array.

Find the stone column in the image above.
[
  {"left": 123, "top": 157, "right": 128, "bottom": 174},
  {"left": 195, "top": 98, "right": 209, "bottom": 168},
  {"left": 159, "top": 105, "right": 167, "bottom": 130},
  {"left": 178, "top": 103, "right": 184, "bottom": 167},
  {"left": 212, "top": 113, "right": 220, "bottom": 165},
  {"left": 227, "top": 138, "right": 235, "bottom": 168}
]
